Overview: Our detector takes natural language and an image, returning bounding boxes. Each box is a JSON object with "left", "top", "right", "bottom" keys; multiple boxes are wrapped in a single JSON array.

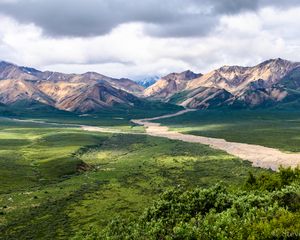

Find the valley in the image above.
[
  {"left": 1, "top": 58, "right": 300, "bottom": 239},
  {"left": 4, "top": 108, "right": 300, "bottom": 171},
  {"left": 2, "top": 1, "right": 300, "bottom": 237},
  {"left": 157, "top": 109, "right": 300, "bottom": 152},
  {"left": 133, "top": 110, "right": 300, "bottom": 170},
  {"left": 0, "top": 116, "right": 268, "bottom": 239}
]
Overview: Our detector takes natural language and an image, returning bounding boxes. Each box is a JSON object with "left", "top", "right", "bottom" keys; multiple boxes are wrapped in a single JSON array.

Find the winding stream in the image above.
[{"left": 131, "top": 109, "right": 300, "bottom": 171}]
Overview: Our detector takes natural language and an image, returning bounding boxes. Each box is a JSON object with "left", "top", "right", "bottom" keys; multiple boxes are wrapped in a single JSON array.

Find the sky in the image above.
[{"left": 0, "top": 0, "right": 300, "bottom": 79}]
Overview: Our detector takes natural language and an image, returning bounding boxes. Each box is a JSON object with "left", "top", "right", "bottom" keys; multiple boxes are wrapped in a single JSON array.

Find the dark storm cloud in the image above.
[
  {"left": 146, "top": 16, "right": 217, "bottom": 38},
  {"left": 212, "top": 0, "right": 300, "bottom": 13},
  {"left": 210, "top": 0, "right": 258, "bottom": 14},
  {"left": 0, "top": 0, "right": 191, "bottom": 37},
  {"left": 0, "top": 0, "right": 299, "bottom": 38}
]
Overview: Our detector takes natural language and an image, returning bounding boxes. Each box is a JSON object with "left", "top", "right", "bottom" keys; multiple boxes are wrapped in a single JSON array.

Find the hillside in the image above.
[
  {"left": 144, "top": 70, "right": 202, "bottom": 100},
  {"left": 2, "top": 58, "right": 300, "bottom": 112},
  {"left": 0, "top": 61, "right": 147, "bottom": 113},
  {"left": 145, "top": 58, "right": 300, "bottom": 109}
]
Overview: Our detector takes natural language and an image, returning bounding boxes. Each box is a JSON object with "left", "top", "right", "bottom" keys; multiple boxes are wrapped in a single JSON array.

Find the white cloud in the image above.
[{"left": 1, "top": 6, "right": 300, "bottom": 79}]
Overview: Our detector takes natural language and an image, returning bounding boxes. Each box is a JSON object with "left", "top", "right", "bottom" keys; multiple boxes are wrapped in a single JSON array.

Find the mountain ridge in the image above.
[
  {"left": 1, "top": 58, "right": 300, "bottom": 112},
  {"left": 144, "top": 70, "right": 202, "bottom": 100},
  {"left": 0, "top": 61, "right": 146, "bottom": 113},
  {"left": 145, "top": 58, "right": 300, "bottom": 109}
]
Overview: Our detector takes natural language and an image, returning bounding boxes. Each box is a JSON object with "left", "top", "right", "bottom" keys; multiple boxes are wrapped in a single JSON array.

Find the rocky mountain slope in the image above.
[
  {"left": 0, "top": 78, "right": 54, "bottom": 105},
  {"left": 144, "top": 70, "right": 202, "bottom": 100},
  {"left": 145, "top": 58, "right": 300, "bottom": 109},
  {"left": 2, "top": 58, "right": 300, "bottom": 113},
  {"left": 0, "top": 61, "right": 145, "bottom": 112}
]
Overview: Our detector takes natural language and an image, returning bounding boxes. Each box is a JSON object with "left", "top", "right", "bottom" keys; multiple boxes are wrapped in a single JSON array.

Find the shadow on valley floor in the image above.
[{"left": 0, "top": 120, "right": 270, "bottom": 239}]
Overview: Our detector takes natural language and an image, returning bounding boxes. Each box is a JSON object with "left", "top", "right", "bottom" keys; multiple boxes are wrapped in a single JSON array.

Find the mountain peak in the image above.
[
  {"left": 144, "top": 70, "right": 202, "bottom": 99},
  {"left": 0, "top": 60, "right": 145, "bottom": 112},
  {"left": 218, "top": 65, "right": 247, "bottom": 73},
  {"left": 0, "top": 60, "right": 16, "bottom": 67},
  {"left": 81, "top": 71, "right": 108, "bottom": 80},
  {"left": 258, "top": 58, "right": 295, "bottom": 67},
  {"left": 83, "top": 71, "right": 105, "bottom": 76},
  {"left": 162, "top": 70, "right": 201, "bottom": 81},
  {"left": 181, "top": 69, "right": 196, "bottom": 74}
]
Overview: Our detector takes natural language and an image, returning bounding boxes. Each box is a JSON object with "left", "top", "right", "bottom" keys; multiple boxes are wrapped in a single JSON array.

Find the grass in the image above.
[
  {"left": 0, "top": 119, "right": 269, "bottom": 239},
  {"left": 0, "top": 123, "right": 109, "bottom": 193},
  {"left": 0, "top": 99, "right": 182, "bottom": 128},
  {"left": 156, "top": 109, "right": 300, "bottom": 152},
  {"left": 0, "top": 100, "right": 182, "bottom": 136}
]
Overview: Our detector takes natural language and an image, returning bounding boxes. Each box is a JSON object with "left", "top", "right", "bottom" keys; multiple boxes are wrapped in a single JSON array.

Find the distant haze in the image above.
[{"left": 0, "top": 0, "right": 300, "bottom": 78}]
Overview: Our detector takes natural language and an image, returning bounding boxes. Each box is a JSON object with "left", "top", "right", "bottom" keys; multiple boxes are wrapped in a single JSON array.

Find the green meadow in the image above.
[
  {"left": 0, "top": 99, "right": 182, "bottom": 128},
  {"left": 0, "top": 118, "right": 269, "bottom": 239}
]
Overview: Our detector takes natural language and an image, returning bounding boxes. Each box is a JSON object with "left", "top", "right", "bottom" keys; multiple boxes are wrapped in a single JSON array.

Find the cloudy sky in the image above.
[{"left": 0, "top": 0, "right": 300, "bottom": 79}]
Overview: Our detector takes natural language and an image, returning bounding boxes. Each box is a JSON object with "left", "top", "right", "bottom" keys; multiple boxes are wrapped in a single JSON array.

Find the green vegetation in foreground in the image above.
[
  {"left": 0, "top": 120, "right": 268, "bottom": 239},
  {"left": 156, "top": 109, "right": 300, "bottom": 152},
  {"left": 100, "top": 168, "right": 300, "bottom": 240}
]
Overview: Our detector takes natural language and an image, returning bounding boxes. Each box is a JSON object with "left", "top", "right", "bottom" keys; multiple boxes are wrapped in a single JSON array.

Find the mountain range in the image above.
[
  {"left": 1, "top": 58, "right": 300, "bottom": 113},
  {"left": 0, "top": 61, "right": 145, "bottom": 113},
  {"left": 145, "top": 58, "right": 300, "bottom": 109}
]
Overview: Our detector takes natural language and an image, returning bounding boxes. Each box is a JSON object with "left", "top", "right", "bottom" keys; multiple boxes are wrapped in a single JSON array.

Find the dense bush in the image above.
[
  {"left": 74, "top": 168, "right": 300, "bottom": 240},
  {"left": 245, "top": 167, "right": 300, "bottom": 191}
]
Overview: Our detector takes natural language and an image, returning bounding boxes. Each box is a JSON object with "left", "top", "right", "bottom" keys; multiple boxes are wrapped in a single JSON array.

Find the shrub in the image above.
[{"left": 99, "top": 168, "right": 300, "bottom": 239}]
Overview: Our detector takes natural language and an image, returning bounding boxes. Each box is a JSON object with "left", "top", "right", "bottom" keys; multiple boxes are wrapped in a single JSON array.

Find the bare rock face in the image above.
[
  {"left": 145, "top": 58, "right": 300, "bottom": 109},
  {"left": 1, "top": 58, "right": 300, "bottom": 112},
  {"left": 187, "top": 58, "right": 298, "bottom": 93},
  {"left": 144, "top": 70, "right": 202, "bottom": 100},
  {"left": 0, "top": 61, "right": 144, "bottom": 112},
  {"left": 180, "top": 87, "right": 233, "bottom": 109},
  {"left": 46, "top": 82, "right": 139, "bottom": 113},
  {"left": 0, "top": 61, "right": 39, "bottom": 81},
  {"left": 0, "top": 79, "right": 54, "bottom": 105}
]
